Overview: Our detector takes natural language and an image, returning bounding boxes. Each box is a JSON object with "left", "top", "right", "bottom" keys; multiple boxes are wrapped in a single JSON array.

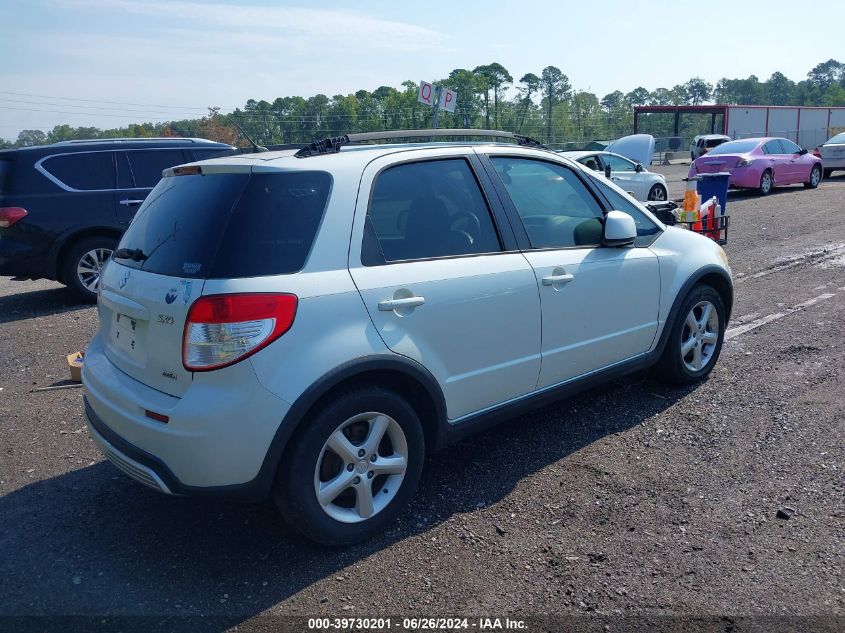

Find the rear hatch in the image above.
[{"left": 97, "top": 162, "right": 332, "bottom": 397}]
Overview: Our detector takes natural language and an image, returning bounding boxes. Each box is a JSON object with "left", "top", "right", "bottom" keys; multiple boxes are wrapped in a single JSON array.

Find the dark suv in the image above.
[{"left": 0, "top": 137, "right": 235, "bottom": 301}]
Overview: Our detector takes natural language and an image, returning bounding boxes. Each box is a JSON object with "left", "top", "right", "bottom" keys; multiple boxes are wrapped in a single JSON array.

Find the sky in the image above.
[{"left": 1, "top": 0, "right": 843, "bottom": 141}]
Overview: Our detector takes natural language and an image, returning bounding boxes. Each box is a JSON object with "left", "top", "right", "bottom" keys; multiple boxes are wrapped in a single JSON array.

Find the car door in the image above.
[
  {"left": 348, "top": 150, "right": 542, "bottom": 421},
  {"left": 480, "top": 151, "right": 660, "bottom": 389},
  {"left": 603, "top": 153, "right": 647, "bottom": 200},
  {"left": 779, "top": 138, "right": 808, "bottom": 182},
  {"left": 762, "top": 139, "right": 790, "bottom": 184},
  {"left": 115, "top": 149, "right": 189, "bottom": 225}
]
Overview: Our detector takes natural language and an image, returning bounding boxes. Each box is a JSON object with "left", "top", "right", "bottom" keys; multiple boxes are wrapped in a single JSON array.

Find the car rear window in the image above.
[
  {"left": 826, "top": 132, "right": 845, "bottom": 145},
  {"left": 116, "top": 170, "right": 331, "bottom": 278},
  {"left": 706, "top": 140, "right": 760, "bottom": 155},
  {"left": 705, "top": 138, "right": 727, "bottom": 148}
]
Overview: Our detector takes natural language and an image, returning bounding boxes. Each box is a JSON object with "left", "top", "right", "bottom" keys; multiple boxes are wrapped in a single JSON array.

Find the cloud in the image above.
[{"left": 51, "top": 0, "right": 445, "bottom": 51}]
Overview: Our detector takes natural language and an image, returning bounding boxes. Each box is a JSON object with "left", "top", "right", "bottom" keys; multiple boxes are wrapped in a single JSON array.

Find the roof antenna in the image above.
[{"left": 225, "top": 115, "right": 268, "bottom": 153}]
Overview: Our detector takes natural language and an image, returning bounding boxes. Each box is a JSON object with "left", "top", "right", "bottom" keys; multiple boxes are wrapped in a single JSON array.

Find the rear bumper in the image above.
[
  {"left": 85, "top": 401, "right": 175, "bottom": 495},
  {"left": 0, "top": 232, "right": 50, "bottom": 278},
  {"left": 821, "top": 158, "right": 845, "bottom": 169},
  {"left": 82, "top": 333, "right": 292, "bottom": 499}
]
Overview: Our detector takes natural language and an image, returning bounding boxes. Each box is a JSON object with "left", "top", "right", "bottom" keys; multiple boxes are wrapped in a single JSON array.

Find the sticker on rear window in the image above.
[{"left": 182, "top": 262, "right": 201, "bottom": 274}]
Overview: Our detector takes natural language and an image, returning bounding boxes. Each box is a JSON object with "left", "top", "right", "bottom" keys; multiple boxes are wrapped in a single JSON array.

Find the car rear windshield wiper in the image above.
[{"left": 112, "top": 247, "right": 148, "bottom": 262}]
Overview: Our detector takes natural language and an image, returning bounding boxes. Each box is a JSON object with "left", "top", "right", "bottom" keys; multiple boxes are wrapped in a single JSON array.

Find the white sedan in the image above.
[
  {"left": 818, "top": 132, "right": 845, "bottom": 178},
  {"left": 561, "top": 150, "right": 669, "bottom": 202}
]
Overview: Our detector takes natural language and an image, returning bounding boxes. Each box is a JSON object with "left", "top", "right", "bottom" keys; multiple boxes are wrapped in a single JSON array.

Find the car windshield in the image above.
[
  {"left": 706, "top": 140, "right": 760, "bottom": 155},
  {"left": 826, "top": 132, "right": 845, "bottom": 145}
]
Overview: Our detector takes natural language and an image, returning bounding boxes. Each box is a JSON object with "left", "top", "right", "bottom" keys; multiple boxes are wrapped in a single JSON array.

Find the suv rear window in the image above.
[{"left": 116, "top": 171, "right": 331, "bottom": 278}]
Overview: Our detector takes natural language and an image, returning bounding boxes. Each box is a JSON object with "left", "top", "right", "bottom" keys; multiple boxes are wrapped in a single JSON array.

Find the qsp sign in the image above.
[{"left": 418, "top": 81, "right": 435, "bottom": 106}]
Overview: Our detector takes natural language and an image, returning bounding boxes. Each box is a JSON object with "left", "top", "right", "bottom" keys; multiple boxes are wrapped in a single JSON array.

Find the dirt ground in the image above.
[{"left": 1, "top": 175, "right": 844, "bottom": 632}]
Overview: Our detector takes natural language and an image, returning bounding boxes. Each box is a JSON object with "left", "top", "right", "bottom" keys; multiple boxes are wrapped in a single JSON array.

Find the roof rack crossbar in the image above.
[{"left": 294, "top": 129, "right": 547, "bottom": 158}]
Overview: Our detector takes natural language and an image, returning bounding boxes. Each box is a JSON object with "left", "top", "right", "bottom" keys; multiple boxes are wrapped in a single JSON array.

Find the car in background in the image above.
[
  {"left": 689, "top": 137, "right": 822, "bottom": 196},
  {"left": 690, "top": 134, "right": 731, "bottom": 161},
  {"left": 562, "top": 150, "right": 669, "bottom": 201},
  {"left": 816, "top": 132, "right": 845, "bottom": 178},
  {"left": 0, "top": 137, "right": 236, "bottom": 302}
]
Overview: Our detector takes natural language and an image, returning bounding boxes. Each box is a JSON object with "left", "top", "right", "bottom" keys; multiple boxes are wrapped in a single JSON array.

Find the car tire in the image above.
[
  {"left": 274, "top": 386, "right": 425, "bottom": 546},
  {"left": 62, "top": 235, "right": 117, "bottom": 303},
  {"left": 804, "top": 165, "right": 822, "bottom": 189},
  {"left": 656, "top": 284, "right": 726, "bottom": 386},
  {"left": 647, "top": 184, "right": 668, "bottom": 201},
  {"left": 758, "top": 170, "right": 773, "bottom": 196},
  {"left": 823, "top": 168, "right": 833, "bottom": 179}
]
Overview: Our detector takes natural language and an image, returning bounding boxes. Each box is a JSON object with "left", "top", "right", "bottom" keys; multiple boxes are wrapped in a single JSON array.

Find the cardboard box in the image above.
[{"left": 67, "top": 351, "right": 84, "bottom": 383}]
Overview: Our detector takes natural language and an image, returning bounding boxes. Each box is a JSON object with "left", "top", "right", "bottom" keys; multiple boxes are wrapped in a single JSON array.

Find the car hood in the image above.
[{"left": 606, "top": 134, "right": 655, "bottom": 167}]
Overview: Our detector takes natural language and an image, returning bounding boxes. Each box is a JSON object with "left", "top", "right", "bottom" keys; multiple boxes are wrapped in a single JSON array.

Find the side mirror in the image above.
[
  {"left": 604, "top": 164, "right": 612, "bottom": 179},
  {"left": 798, "top": 148, "right": 808, "bottom": 155},
  {"left": 602, "top": 210, "right": 637, "bottom": 247},
  {"left": 635, "top": 163, "right": 644, "bottom": 173}
]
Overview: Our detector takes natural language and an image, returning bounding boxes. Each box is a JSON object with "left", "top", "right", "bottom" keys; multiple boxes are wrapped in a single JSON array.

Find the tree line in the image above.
[{"left": 4, "top": 58, "right": 844, "bottom": 151}]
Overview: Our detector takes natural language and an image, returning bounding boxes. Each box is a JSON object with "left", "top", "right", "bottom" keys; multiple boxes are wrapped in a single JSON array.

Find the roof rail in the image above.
[
  {"left": 52, "top": 137, "right": 221, "bottom": 146},
  {"left": 294, "top": 129, "right": 547, "bottom": 158}
]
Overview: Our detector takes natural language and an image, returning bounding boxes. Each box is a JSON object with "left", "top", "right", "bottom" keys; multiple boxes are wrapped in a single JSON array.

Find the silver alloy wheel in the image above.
[
  {"left": 648, "top": 185, "right": 667, "bottom": 201},
  {"left": 761, "top": 172, "right": 772, "bottom": 194},
  {"left": 680, "top": 300, "right": 719, "bottom": 372},
  {"left": 77, "top": 247, "right": 113, "bottom": 291},
  {"left": 810, "top": 166, "right": 821, "bottom": 186},
  {"left": 314, "top": 412, "right": 408, "bottom": 523}
]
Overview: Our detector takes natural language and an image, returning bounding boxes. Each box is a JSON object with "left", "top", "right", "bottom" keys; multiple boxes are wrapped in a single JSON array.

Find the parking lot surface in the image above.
[{"left": 1, "top": 176, "right": 843, "bottom": 629}]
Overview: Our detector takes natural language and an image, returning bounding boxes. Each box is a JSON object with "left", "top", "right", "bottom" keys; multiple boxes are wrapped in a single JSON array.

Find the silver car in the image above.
[
  {"left": 82, "top": 129, "right": 733, "bottom": 545},
  {"left": 818, "top": 132, "right": 845, "bottom": 178}
]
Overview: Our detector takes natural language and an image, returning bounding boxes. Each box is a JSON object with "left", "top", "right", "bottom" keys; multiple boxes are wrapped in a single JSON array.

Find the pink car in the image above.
[{"left": 689, "top": 137, "right": 823, "bottom": 195}]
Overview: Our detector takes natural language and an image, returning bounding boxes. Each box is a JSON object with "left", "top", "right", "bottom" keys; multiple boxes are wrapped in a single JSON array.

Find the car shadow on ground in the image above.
[
  {"left": 0, "top": 372, "right": 695, "bottom": 629},
  {"left": 0, "top": 283, "right": 90, "bottom": 324}
]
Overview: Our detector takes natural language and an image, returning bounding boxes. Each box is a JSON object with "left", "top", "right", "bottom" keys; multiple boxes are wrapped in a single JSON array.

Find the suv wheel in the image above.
[
  {"left": 656, "top": 285, "right": 726, "bottom": 385},
  {"left": 275, "top": 387, "right": 425, "bottom": 545},
  {"left": 62, "top": 236, "right": 117, "bottom": 303}
]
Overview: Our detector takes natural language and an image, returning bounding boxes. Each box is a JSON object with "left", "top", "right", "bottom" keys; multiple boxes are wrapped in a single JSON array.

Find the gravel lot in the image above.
[{"left": 1, "top": 175, "right": 843, "bottom": 631}]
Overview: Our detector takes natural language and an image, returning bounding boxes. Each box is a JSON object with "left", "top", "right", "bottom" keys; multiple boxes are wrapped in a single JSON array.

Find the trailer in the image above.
[{"left": 634, "top": 105, "right": 845, "bottom": 150}]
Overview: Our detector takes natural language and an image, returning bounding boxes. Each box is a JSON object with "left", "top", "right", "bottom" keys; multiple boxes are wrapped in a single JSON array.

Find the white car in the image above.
[
  {"left": 561, "top": 150, "right": 669, "bottom": 201},
  {"left": 817, "top": 132, "right": 845, "bottom": 178},
  {"left": 691, "top": 134, "right": 731, "bottom": 161},
  {"left": 82, "top": 129, "right": 732, "bottom": 545}
]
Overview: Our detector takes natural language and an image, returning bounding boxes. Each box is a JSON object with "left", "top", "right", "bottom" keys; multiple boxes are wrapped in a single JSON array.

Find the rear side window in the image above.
[
  {"left": 763, "top": 140, "right": 784, "bottom": 155},
  {"left": 0, "top": 159, "right": 11, "bottom": 194},
  {"left": 117, "top": 171, "right": 331, "bottom": 278},
  {"left": 127, "top": 150, "right": 187, "bottom": 188},
  {"left": 490, "top": 157, "right": 604, "bottom": 249},
  {"left": 365, "top": 159, "right": 501, "bottom": 264},
  {"left": 41, "top": 152, "right": 115, "bottom": 190}
]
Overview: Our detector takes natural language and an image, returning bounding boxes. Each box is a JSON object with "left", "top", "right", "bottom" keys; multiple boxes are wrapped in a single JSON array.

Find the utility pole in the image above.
[{"left": 431, "top": 86, "right": 443, "bottom": 129}]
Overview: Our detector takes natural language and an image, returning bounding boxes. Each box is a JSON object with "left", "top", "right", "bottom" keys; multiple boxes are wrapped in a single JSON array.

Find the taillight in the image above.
[
  {"left": 182, "top": 293, "right": 298, "bottom": 371},
  {"left": 812, "top": 148, "right": 821, "bottom": 158},
  {"left": 736, "top": 157, "right": 754, "bottom": 168},
  {"left": 0, "top": 207, "right": 27, "bottom": 228}
]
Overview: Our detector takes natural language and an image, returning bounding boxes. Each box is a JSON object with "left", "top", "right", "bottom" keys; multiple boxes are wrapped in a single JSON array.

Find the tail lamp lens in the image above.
[
  {"left": 182, "top": 293, "right": 297, "bottom": 371},
  {"left": 0, "top": 207, "right": 28, "bottom": 228}
]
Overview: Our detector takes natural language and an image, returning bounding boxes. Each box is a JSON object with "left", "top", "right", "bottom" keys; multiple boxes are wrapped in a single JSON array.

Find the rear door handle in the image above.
[
  {"left": 119, "top": 199, "right": 144, "bottom": 206},
  {"left": 542, "top": 273, "right": 574, "bottom": 286},
  {"left": 378, "top": 296, "right": 426, "bottom": 311}
]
